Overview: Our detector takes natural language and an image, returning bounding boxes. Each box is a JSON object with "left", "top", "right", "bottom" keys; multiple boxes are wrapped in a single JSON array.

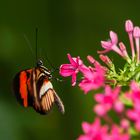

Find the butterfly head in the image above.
[
  {"left": 36, "top": 59, "right": 52, "bottom": 80},
  {"left": 37, "top": 59, "right": 43, "bottom": 67}
]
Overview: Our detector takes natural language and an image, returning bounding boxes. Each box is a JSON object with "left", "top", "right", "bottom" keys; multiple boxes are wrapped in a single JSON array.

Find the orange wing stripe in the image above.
[
  {"left": 19, "top": 71, "right": 28, "bottom": 107},
  {"left": 26, "top": 69, "right": 32, "bottom": 94}
]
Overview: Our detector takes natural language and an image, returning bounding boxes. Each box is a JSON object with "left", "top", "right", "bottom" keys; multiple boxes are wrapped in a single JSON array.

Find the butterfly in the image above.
[{"left": 13, "top": 59, "right": 65, "bottom": 115}]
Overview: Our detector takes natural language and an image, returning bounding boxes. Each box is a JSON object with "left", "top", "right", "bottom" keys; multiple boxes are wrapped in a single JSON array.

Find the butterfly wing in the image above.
[
  {"left": 34, "top": 76, "right": 65, "bottom": 114},
  {"left": 40, "top": 89, "right": 55, "bottom": 114},
  {"left": 13, "top": 67, "right": 65, "bottom": 115},
  {"left": 53, "top": 90, "right": 65, "bottom": 114},
  {"left": 40, "top": 89, "right": 65, "bottom": 114},
  {"left": 13, "top": 69, "right": 33, "bottom": 107}
]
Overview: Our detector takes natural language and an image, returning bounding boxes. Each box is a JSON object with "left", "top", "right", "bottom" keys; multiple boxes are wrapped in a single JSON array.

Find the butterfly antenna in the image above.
[
  {"left": 35, "top": 28, "right": 58, "bottom": 71},
  {"left": 23, "top": 34, "right": 35, "bottom": 59},
  {"left": 35, "top": 28, "right": 38, "bottom": 63}
]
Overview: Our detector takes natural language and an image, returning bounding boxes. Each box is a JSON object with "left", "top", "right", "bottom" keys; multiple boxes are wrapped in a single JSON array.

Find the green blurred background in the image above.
[{"left": 0, "top": 0, "right": 139, "bottom": 139}]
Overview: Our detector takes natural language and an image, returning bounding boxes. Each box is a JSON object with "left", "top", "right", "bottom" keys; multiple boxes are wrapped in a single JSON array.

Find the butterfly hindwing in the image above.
[
  {"left": 40, "top": 89, "right": 55, "bottom": 114},
  {"left": 53, "top": 90, "right": 65, "bottom": 114},
  {"left": 33, "top": 73, "right": 65, "bottom": 114}
]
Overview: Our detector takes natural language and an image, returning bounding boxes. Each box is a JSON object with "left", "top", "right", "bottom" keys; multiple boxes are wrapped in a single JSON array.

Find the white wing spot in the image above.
[{"left": 39, "top": 81, "right": 53, "bottom": 98}]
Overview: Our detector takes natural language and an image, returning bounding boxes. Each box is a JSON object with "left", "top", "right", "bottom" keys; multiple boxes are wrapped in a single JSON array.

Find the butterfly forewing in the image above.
[{"left": 13, "top": 69, "right": 33, "bottom": 107}]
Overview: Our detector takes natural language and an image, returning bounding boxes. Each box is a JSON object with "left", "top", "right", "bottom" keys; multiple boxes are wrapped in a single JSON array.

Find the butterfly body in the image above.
[{"left": 13, "top": 60, "right": 64, "bottom": 115}]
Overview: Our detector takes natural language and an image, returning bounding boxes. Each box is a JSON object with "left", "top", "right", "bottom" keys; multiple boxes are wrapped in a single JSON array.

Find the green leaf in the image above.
[
  {"left": 129, "top": 127, "right": 139, "bottom": 136},
  {"left": 119, "top": 94, "right": 133, "bottom": 106}
]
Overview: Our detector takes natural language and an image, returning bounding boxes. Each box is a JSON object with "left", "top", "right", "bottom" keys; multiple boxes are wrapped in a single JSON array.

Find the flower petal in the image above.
[
  {"left": 59, "top": 64, "right": 75, "bottom": 76},
  {"left": 94, "top": 94, "right": 104, "bottom": 103},
  {"left": 135, "top": 120, "right": 140, "bottom": 131},
  {"left": 127, "top": 109, "right": 139, "bottom": 120},
  {"left": 76, "top": 56, "right": 83, "bottom": 65},
  {"left": 79, "top": 79, "right": 95, "bottom": 93},
  {"left": 94, "top": 104, "right": 107, "bottom": 116},
  {"left": 133, "top": 26, "right": 140, "bottom": 38},
  {"left": 72, "top": 73, "right": 76, "bottom": 86},
  {"left": 67, "top": 53, "right": 77, "bottom": 67},
  {"left": 110, "top": 31, "right": 118, "bottom": 44},
  {"left": 101, "top": 41, "right": 112, "bottom": 49},
  {"left": 79, "top": 66, "right": 94, "bottom": 80},
  {"left": 82, "top": 122, "right": 91, "bottom": 134},
  {"left": 77, "top": 135, "right": 91, "bottom": 140},
  {"left": 125, "top": 20, "right": 134, "bottom": 33},
  {"left": 114, "top": 100, "right": 124, "bottom": 113}
]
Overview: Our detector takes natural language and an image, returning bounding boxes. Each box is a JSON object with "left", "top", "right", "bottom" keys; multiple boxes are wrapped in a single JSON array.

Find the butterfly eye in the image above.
[{"left": 37, "top": 59, "right": 43, "bottom": 67}]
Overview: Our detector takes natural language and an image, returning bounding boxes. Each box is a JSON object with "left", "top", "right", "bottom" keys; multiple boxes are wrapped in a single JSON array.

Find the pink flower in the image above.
[
  {"left": 119, "top": 42, "right": 130, "bottom": 60},
  {"left": 125, "top": 20, "right": 135, "bottom": 59},
  {"left": 87, "top": 55, "right": 108, "bottom": 71},
  {"left": 129, "top": 81, "right": 140, "bottom": 102},
  {"left": 128, "top": 102, "right": 140, "bottom": 121},
  {"left": 133, "top": 26, "right": 140, "bottom": 61},
  {"left": 59, "top": 53, "right": 83, "bottom": 86},
  {"left": 99, "top": 55, "right": 112, "bottom": 67},
  {"left": 126, "top": 81, "right": 140, "bottom": 131},
  {"left": 98, "top": 20, "right": 140, "bottom": 62},
  {"left": 94, "top": 104, "right": 107, "bottom": 116},
  {"left": 125, "top": 20, "right": 134, "bottom": 33},
  {"left": 109, "top": 125, "right": 130, "bottom": 140},
  {"left": 114, "top": 100, "right": 124, "bottom": 113},
  {"left": 87, "top": 55, "right": 101, "bottom": 66},
  {"left": 79, "top": 62, "right": 105, "bottom": 93},
  {"left": 77, "top": 118, "right": 109, "bottom": 140},
  {"left": 98, "top": 31, "right": 124, "bottom": 57},
  {"left": 120, "top": 119, "right": 130, "bottom": 130},
  {"left": 94, "top": 85, "right": 124, "bottom": 116},
  {"left": 133, "top": 26, "right": 140, "bottom": 38},
  {"left": 127, "top": 99, "right": 140, "bottom": 131}
]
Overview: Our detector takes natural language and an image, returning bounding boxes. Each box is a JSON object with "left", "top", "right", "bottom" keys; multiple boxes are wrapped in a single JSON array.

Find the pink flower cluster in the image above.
[
  {"left": 78, "top": 118, "right": 130, "bottom": 140},
  {"left": 94, "top": 85, "right": 124, "bottom": 116},
  {"left": 78, "top": 81, "right": 140, "bottom": 140},
  {"left": 60, "top": 54, "right": 105, "bottom": 93},
  {"left": 59, "top": 20, "right": 140, "bottom": 139},
  {"left": 98, "top": 20, "right": 140, "bottom": 62}
]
